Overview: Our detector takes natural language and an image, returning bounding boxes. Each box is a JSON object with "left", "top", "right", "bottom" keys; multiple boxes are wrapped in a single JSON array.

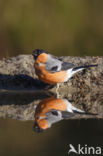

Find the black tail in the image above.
[{"left": 72, "top": 64, "right": 98, "bottom": 71}]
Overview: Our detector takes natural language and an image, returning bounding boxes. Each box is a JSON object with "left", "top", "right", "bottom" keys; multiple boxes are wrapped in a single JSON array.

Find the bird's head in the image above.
[
  {"left": 33, "top": 121, "right": 44, "bottom": 133},
  {"left": 32, "top": 49, "right": 48, "bottom": 60},
  {"left": 33, "top": 118, "right": 49, "bottom": 133}
]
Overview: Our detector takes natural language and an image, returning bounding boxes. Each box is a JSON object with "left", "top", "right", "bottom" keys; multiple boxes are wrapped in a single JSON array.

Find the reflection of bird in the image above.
[
  {"left": 32, "top": 49, "right": 98, "bottom": 91},
  {"left": 34, "top": 97, "right": 86, "bottom": 132},
  {"left": 68, "top": 144, "right": 78, "bottom": 155}
]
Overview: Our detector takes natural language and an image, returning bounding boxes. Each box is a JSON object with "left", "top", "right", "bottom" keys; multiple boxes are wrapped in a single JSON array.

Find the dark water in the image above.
[
  {"left": 0, "top": 118, "right": 103, "bottom": 156},
  {"left": 0, "top": 92, "right": 103, "bottom": 156}
]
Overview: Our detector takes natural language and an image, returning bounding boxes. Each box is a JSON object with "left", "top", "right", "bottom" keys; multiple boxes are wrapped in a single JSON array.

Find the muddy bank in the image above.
[
  {"left": 0, "top": 55, "right": 103, "bottom": 120},
  {"left": 0, "top": 91, "right": 102, "bottom": 120}
]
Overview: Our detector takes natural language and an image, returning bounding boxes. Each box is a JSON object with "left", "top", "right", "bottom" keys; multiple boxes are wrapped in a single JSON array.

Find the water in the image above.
[
  {"left": 0, "top": 92, "right": 103, "bottom": 156},
  {"left": 0, "top": 118, "right": 103, "bottom": 156}
]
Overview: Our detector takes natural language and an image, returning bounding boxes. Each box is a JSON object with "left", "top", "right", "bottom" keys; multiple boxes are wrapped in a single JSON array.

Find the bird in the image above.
[
  {"left": 32, "top": 49, "right": 98, "bottom": 93},
  {"left": 33, "top": 97, "right": 97, "bottom": 132},
  {"left": 33, "top": 97, "right": 89, "bottom": 132}
]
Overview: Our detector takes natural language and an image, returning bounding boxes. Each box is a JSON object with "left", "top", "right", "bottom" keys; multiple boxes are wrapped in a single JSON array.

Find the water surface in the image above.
[
  {"left": 0, "top": 118, "right": 103, "bottom": 156},
  {"left": 0, "top": 92, "right": 103, "bottom": 156}
]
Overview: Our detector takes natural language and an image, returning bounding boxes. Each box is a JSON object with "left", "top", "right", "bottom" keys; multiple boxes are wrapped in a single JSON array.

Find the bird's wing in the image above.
[
  {"left": 45, "top": 55, "right": 75, "bottom": 73},
  {"left": 61, "top": 62, "right": 75, "bottom": 70},
  {"left": 45, "top": 56, "right": 62, "bottom": 73},
  {"left": 61, "top": 111, "right": 75, "bottom": 119},
  {"left": 46, "top": 109, "right": 75, "bottom": 119},
  {"left": 45, "top": 109, "right": 59, "bottom": 116}
]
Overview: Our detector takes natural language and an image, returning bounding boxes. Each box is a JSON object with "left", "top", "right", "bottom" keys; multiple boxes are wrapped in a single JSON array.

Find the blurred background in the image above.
[{"left": 0, "top": 0, "right": 103, "bottom": 59}]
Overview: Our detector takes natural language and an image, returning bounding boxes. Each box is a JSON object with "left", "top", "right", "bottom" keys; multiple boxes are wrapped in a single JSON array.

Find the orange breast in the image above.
[
  {"left": 35, "top": 97, "right": 67, "bottom": 130},
  {"left": 35, "top": 97, "right": 67, "bottom": 118},
  {"left": 36, "top": 53, "right": 48, "bottom": 63},
  {"left": 36, "top": 119, "right": 49, "bottom": 130},
  {"left": 34, "top": 63, "right": 67, "bottom": 84}
]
